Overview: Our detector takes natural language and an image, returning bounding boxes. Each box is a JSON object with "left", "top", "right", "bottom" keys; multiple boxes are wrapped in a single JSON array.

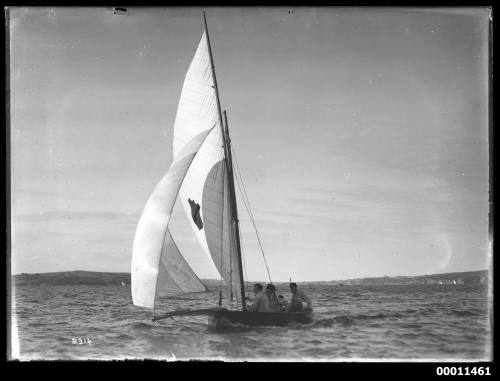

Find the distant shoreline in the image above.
[{"left": 11, "top": 269, "right": 488, "bottom": 287}]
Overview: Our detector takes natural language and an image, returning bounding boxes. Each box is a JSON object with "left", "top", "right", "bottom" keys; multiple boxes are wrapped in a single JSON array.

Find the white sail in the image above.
[
  {"left": 173, "top": 32, "right": 243, "bottom": 302},
  {"left": 173, "top": 31, "right": 219, "bottom": 159},
  {"left": 131, "top": 128, "right": 213, "bottom": 309}
]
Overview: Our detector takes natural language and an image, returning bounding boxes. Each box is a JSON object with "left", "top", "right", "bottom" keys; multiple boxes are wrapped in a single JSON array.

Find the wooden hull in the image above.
[{"left": 209, "top": 310, "right": 314, "bottom": 327}]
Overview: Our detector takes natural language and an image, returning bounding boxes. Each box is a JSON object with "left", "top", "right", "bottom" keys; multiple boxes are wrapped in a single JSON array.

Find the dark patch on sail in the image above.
[{"left": 188, "top": 199, "right": 203, "bottom": 230}]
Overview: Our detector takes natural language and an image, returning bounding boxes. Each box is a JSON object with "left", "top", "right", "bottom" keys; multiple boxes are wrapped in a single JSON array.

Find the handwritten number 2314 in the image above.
[{"left": 72, "top": 338, "right": 92, "bottom": 345}]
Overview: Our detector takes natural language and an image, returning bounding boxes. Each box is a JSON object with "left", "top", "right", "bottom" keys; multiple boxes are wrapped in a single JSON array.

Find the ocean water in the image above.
[{"left": 11, "top": 284, "right": 492, "bottom": 361}]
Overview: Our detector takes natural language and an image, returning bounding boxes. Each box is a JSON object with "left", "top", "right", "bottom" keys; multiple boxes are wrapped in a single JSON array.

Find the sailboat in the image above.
[{"left": 131, "top": 12, "right": 313, "bottom": 327}]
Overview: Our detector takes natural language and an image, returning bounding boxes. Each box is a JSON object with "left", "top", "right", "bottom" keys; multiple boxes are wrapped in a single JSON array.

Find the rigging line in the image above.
[
  {"left": 232, "top": 164, "right": 269, "bottom": 281},
  {"left": 231, "top": 146, "right": 272, "bottom": 284},
  {"left": 230, "top": 147, "right": 257, "bottom": 224},
  {"left": 231, "top": 146, "right": 258, "bottom": 223},
  {"left": 232, "top": 148, "right": 261, "bottom": 231},
  {"left": 231, "top": 150, "right": 254, "bottom": 221},
  {"left": 234, "top": 171, "right": 272, "bottom": 284}
]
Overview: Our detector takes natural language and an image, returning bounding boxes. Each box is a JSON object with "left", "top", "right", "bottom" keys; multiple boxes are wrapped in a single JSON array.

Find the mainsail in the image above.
[{"left": 132, "top": 19, "right": 244, "bottom": 313}]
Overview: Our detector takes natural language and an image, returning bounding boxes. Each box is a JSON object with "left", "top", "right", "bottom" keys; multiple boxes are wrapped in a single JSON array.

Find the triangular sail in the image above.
[
  {"left": 156, "top": 228, "right": 209, "bottom": 299},
  {"left": 173, "top": 31, "right": 243, "bottom": 304},
  {"left": 173, "top": 31, "right": 218, "bottom": 160},
  {"left": 131, "top": 128, "right": 213, "bottom": 309}
]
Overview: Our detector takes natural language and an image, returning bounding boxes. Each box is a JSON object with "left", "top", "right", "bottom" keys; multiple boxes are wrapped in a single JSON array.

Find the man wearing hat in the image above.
[{"left": 288, "top": 282, "right": 312, "bottom": 312}]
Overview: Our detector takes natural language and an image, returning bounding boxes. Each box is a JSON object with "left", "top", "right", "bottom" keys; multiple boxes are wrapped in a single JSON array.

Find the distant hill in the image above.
[
  {"left": 11, "top": 269, "right": 489, "bottom": 287},
  {"left": 322, "top": 270, "right": 489, "bottom": 286},
  {"left": 12, "top": 271, "right": 130, "bottom": 286}
]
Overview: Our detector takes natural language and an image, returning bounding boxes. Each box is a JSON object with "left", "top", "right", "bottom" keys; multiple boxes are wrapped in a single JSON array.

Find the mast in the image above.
[
  {"left": 202, "top": 11, "right": 225, "bottom": 140},
  {"left": 223, "top": 110, "right": 246, "bottom": 310},
  {"left": 203, "top": 11, "right": 246, "bottom": 310}
]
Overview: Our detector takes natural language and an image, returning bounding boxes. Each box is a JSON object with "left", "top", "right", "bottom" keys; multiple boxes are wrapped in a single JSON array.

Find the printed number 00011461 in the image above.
[{"left": 436, "top": 367, "right": 491, "bottom": 376}]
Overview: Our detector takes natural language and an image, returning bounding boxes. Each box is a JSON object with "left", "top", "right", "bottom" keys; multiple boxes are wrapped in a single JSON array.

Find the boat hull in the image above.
[{"left": 210, "top": 310, "right": 314, "bottom": 327}]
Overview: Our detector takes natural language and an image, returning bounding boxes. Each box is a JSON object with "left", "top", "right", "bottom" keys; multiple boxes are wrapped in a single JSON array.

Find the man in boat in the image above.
[
  {"left": 277, "top": 295, "right": 288, "bottom": 311},
  {"left": 287, "top": 283, "right": 313, "bottom": 312},
  {"left": 246, "top": 283, "right": 271, "bottom": 312},
  {"left": 265, "top": 283, "right": 282, "bottom": 312}
]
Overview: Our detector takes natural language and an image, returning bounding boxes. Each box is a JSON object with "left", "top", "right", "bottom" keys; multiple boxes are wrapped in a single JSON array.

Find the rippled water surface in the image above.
[{"left": 12, "top": 284, "right": 492, "bottom": 361}]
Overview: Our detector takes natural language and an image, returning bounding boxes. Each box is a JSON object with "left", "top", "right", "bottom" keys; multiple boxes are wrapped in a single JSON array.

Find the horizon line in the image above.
[{"left": 10, "top": 268, "right": 489, "bottom": 283}]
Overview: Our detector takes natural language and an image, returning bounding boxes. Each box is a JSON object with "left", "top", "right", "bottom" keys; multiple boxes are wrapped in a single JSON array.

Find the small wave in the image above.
[
  {"left": 420, "top": 307, "right": 438, "bottom": 316},
  {"left": 132, "top": 322, "right": 155, "bottom": 331},
  {"left": 171, "top": 325, "right": 206, "bottom": 334},
  {"left": 207, "top": 317, "right": 315, "bottom": 331},
  {"left": 348, "top": 293, "right": 362, "bottom": 297},
  {"left": 24, "top": 299, "right": 40, "bottom": 304},
  {"left": 99, "top": 303, "right": 119, "bottom": 308},
  {"left": 28, "top": 322, "right": 49, "bottom": 328},
  {"left": 331, "top": 312, "right": 403, "bottom": 326},
  {"left": 305, "top": 339, "right": 323, "bottom": 345},
  {"left": 400, "top": 308, "right": 419, "bottom": 314},
  {"left": 207, "top": 321, "right": 255, "bottom": 333},
  {"left": 401, "top": 324, "right": 422, "bottom": 329},
  {"left": 107, "top": 333, "right": 135, "bottom": 341},
  {"left": 391, "top": 339, "right": 410, "bottom": 346},
  {"left": 398, "top": 332, "right": 421, "bottom": 339},
  {"left": 451, "top": 309, "right": 481, "bottom": 317},
  {"left": 332, "top": 316, "right": 355, "bottom": 326},
  {"left": 363, "top": 313, "right": 379, "bottom": 320},
  {"left": 353, "top": 313, "right": 388, "bottom": 320},
  {"left": 312, "top": 318, "right": 336, "bottom": 327}
]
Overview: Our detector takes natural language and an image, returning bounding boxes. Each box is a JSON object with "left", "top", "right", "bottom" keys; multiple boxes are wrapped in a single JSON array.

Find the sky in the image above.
[{"left": 9, "top": 7, "right": 491, "bottom": 281}]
